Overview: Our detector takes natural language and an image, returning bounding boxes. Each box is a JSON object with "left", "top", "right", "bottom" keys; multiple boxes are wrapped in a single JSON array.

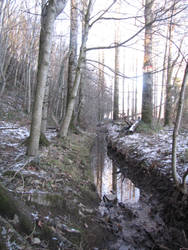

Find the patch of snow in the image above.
[{"left": 107, "top": 124, "right": 188, "bottom": 180}]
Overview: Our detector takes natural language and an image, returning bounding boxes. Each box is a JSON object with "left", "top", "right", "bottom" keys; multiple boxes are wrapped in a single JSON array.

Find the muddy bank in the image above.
[{"left": 104, "top": 124, "right": 188, "bottom": 250}]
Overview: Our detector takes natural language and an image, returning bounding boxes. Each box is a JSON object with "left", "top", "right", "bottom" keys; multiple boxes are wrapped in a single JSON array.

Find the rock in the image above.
[{"left": 32, "top": 237, "right": 41, "bottom": 245}]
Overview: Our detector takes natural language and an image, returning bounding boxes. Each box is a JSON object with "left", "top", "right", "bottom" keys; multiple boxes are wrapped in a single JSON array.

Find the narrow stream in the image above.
[
  {"left": 93, "top": 140, "right": 140, "bottom": 205},
  {"left": 91, "top": 131, "right": 179, "bottom": 250},
  {"left": 91, "top": 132, "right": 140, "bottom": 204}
]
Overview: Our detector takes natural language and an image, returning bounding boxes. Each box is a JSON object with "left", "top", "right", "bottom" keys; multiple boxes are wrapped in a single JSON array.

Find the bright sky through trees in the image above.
[{"left": 17, "top": 0, "right": 188, "bottom": 118}]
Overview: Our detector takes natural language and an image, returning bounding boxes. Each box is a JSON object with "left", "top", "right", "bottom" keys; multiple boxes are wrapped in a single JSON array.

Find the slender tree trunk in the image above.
[
  {"left": 132, "top": 68, "right": 135, "bottom": 119},
  {"left": 113, "top": 2, "right": 120, "bottom": 121},
  {"left": 135, "top": 60, "right": 138, "bottom": 119},
  {"left": 59, "top": 0, "right": 93, "bottom": 137},
  {"left": 27, "top": 0, "right": 68, "bottom": 156},
  {"left": 97, "top": 53, "right": 102, "bottom": 122},
  {"left": 41, "top": 79, "right": 49, "bottom": 133},
  {"left": 97, "top": 51, "right": 105, "bottom": 122},
  {"left": 27, "top": 2, "right": 56, "bottom": 156},
  {"left": 66, "top": 0, "right": 78, "bottom": 123},
  {"left": 122, "top": 63, "right": 125, "bottom": 117},
  {"left": 127, "top": 81, "right": 130, "bottom": 118},
  {"left": 112, "top": 163, "right": 117, "bottom": 194},
  {"left": 158, "top": 27, "right": 168, "bottom": 123},
  {"left": 141, "top": 0, "right": 154, "bottom": 124},
  {"left": 0, "top": 35, "right": 9, "bottom": 97},
  {"left": 55, "top": 52, "right": 69, "bottom": 121},
  {"left": 0, "top": 0, "right": 6, "bottom": 32},
  {"left": 113, "top": 42, "right": 120, "bottom": 120},
  {"left": 172, "top": 62, "right": 188, "bottom": 194},
  {"left": 164, "top": 23, "right": 174, "bottom": 126}
]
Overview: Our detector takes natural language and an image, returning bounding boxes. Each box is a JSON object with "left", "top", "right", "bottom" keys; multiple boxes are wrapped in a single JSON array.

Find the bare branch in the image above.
[
  {"left": 86, "top": 2, "right": 187, "bottom": 52},
  {"left": 89, "top": 0, "right": 117, "bottom": 28}
]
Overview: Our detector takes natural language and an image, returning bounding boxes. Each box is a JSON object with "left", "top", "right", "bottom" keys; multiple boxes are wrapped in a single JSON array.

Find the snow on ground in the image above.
[
  {"left": 0, "top": 121, "right": 29, "bottom": 141},
  {"left": 107, "top": 123, "right": 188, "bottom": 180},
  {"left": 0, "top": 121, "right": 57, "bottom": 180}
]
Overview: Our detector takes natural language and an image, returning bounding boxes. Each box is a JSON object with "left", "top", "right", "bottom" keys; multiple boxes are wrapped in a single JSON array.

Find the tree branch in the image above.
[{"left": 89, "top": 0, "right": 117, "bottom": 28}]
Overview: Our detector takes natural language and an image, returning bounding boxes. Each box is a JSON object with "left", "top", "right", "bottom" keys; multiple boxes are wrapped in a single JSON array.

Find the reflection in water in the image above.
[{"left": 92, "top": 135, "right": 140, "bottom": 204}]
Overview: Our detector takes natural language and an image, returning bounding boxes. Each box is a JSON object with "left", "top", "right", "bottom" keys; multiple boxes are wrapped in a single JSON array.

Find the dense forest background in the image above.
[{"left": 0, "top": 0, "right": 188, "bottom": 153}]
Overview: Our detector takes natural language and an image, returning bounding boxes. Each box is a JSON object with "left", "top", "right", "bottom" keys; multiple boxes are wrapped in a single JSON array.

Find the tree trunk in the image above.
[
  {"left": 97, "top": 51, "right": 105, "bottom": 122},
  {"left": 132, "top": 72, "right": 135, "bottom": 119},
  {"left": 164, "top": 30, "right": 173, "bottom": 126},
  {"left": 113, "top": 2, "right": 120, "bottom": 121},
  {"left": 66, "top": 0, "right": 78, "bottom": 109},
  {"left": 158, "top": 26, "right": 168, "bottom": 123},
  {"left": 27, "top": 0, "right": 68, "bottom": 156},
  {"left": 122, "top": 63, "right": 125, "bottom": 117},
  {"left": 127, "top": 81, "right": 130, "bottom": 117},
  {"left": 0, "top": 0, "right": 6, "bottom": 31},
  {"left": 141, "top": 0, "right": 154, "bottom": 125},
  {"left": 172, "top": 62, "right": 188, "bottom": 194},
  {"left": 164, "top": 5, "right": 176, "bottom": 126},
  {"left": 135, "top": 60, "right": 138, "bottom": 119},
  {"left": 59, "top": 0, "right": 93, "bottom": 137},
  {"left": 113, "top": 42, "right": 120, "bottom": 120},
  {"left": 41, "top": 78, "right": 49, "bottom": 133}
]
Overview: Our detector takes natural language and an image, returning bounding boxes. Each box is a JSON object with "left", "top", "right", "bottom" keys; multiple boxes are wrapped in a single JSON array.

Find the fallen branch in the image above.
[
  {"left": 129, "top": 119, "right": 141, "bottom": 133},
  {"left": 0, "top": 127, "right": 18, "bottom": 130}
]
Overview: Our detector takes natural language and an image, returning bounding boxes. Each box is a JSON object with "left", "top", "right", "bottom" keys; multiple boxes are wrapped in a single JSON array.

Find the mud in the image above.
[{"left": 104, "top": 145, "right": 188, "bottom": 250}]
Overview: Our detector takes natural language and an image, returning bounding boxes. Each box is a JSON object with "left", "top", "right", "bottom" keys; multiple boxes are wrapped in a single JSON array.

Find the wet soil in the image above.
[{"left": 105, "top": 134, "right": 188, "bottom": 250}]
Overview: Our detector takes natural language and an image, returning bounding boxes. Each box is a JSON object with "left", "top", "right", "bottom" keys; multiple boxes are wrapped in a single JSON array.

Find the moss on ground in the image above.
[{"left": 36, "top": 132, "right": 106, "bottom": 248}]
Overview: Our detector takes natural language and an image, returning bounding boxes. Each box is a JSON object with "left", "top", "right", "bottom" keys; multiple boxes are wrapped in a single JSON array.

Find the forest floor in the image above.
[
  {"left": 0, "top": 93, "right": 188, "bottom": 249},
  {"left": 0, "top": 118, "right": 115, "bottom": 249},
  {"left": 0, "top": 93, "right": 115, "bottom": 249}
]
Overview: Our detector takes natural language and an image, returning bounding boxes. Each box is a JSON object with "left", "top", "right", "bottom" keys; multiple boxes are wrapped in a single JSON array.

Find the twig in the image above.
[
  {"left": 25, "top": 221, "right": 36, "bottom": 240},
  {"left": 0, "top": 127, "right": 18, "bottom": 130}
]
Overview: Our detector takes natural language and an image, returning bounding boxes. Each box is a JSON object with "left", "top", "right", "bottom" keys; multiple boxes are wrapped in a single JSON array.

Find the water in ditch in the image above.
[{"left": 91, "top": 131, "right": 181, "bottom": 250}]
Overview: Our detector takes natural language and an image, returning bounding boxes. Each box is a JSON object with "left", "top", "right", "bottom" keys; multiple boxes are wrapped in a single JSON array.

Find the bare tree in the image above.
[
  {"left": 66, "top": 0, "right": 78, "bottom": 109},
  {"left": 59, "top": 0, "right": 94, "bottom": 137},
  {"left": 27, "top": 0, "right": 68, "bottom": 156}
]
